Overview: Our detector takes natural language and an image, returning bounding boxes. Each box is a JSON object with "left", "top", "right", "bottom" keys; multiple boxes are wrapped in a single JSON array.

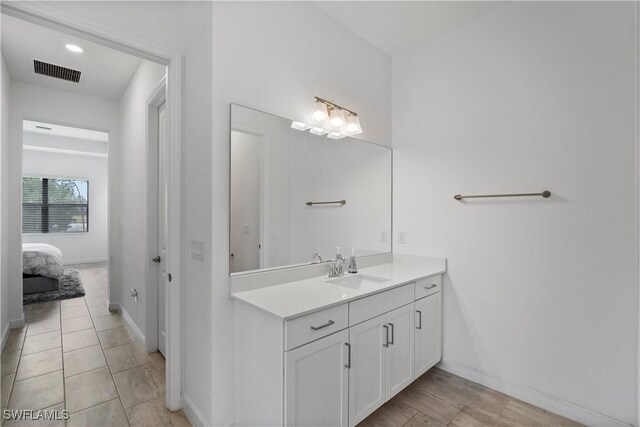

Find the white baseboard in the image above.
[
  {"left": 63, "top": 257, "right": 108, "bottom": 266},
  {"left": 438, "top": 358, "right": 632, "bottom": 427},
  {"left": 183, "top": 394, "right": 209, "bottom": 427},
  {"left": 110, "top": 302, "right": 146, "bottom": 349},
  {"left": 9, "top": 314, "right": 25, "bottom": 329},
  {"left": 1, "top": 323, "right": 9, "bottom": 351}
]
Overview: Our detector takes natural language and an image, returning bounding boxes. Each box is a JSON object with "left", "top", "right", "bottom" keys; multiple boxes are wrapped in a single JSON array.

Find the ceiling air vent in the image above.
[{"left": 33, "top": 59, "right": 81, "bottom": 83}]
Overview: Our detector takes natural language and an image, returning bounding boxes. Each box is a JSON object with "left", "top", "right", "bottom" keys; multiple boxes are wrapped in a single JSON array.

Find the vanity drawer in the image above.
[
  {"left": 285, "top": 304, "right": 348, "bottom": 351},
  {"left": 349, "top": 283, "right": 414, "bottom": 326},
  {"left": 415, "top": 275, "right": 442, "bottom": 300}
]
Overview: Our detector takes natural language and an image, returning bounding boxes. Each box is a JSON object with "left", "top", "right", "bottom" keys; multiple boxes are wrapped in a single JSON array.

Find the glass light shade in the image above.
[
  {"left": 329, "top": 108, "right": 346, "bottom": 128},
  {"left": 310, "top": 101, "right": 329, "bottom": 123},
  {"left": 291, "top": 121, "right": 311, "bottom": 131},
  {"left": 309, "top": 127, "right": 329, "bottom": 135},
  {"left": 327, "top": 131, "right": 346, "bottom": 140},
  {"left": 344, "top": 115, "right": 363, "bottom": 135}
]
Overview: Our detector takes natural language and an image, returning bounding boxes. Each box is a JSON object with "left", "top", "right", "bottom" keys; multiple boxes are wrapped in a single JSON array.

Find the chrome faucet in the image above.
[{"left": 312, "top": 253, "right": 323, "bottom": 264}]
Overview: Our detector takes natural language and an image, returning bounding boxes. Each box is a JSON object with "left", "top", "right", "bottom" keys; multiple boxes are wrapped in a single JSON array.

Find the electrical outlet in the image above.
[
  {"left": 380, "top": 230, "right": 387, "bottom": 243},
  {"left": 191, "top": 240, "right": 205, "bottom": 261},
  {"left": 398, "top": 231, "right": 406, "bottom": 244},
  {"left": 243, "top": 225, "right": 250, "bottom": 235}
]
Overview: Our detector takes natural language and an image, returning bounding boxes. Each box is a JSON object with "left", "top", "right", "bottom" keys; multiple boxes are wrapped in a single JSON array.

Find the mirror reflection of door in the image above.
[{"left": 230, "top": 130, "right": 262, "bottom": 273}]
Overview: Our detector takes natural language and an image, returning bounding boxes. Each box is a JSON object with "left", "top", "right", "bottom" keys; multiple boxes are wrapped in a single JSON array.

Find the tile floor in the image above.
[
  {"left": 1, "top": 263, "right": 190, "bottom": 427},
  {"left": 359, "top": 367, "right": 583, "bottom": 427}
]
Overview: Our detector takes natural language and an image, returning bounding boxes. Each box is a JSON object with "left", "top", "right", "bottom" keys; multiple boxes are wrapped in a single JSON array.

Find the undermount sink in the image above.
[{"left": 325, "top": 274, "right": 390, "bottom": 289}]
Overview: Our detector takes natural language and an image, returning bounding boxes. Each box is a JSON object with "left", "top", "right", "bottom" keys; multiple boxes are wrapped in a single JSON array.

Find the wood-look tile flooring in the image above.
[
  {"left": 1, "top": 263, "right": 190, "bottom": 427},
  {"left": 359, "top": 368, "right": 583, "bottom": 427}
]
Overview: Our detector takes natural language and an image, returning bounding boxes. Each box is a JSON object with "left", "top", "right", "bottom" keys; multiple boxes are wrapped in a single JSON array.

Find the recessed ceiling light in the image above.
[{"left": 65, "top": 44, "right": 83, "bottom": 53}]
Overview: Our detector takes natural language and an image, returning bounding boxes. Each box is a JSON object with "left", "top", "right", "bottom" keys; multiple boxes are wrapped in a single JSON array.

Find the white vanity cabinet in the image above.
[{"left": 233, "top": 272, "right": 443, "bottom": 427}]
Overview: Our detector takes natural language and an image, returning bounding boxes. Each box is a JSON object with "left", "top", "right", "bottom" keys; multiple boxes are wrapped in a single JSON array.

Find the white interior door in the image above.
[
  {"left": 385, "top": 303, "right": 414, "bottom": 399},
  {"left": 157, "top": 101, "right": 168, "bottom": 357}
]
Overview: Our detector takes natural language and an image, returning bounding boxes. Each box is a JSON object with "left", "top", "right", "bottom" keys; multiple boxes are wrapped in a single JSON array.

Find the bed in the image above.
[{"left": 22, "top": 243, "right": 65, "bottom": 294}]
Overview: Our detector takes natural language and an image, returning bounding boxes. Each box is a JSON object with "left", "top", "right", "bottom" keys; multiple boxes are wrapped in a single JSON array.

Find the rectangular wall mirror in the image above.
[{"left": 230, "top": 104, "right": 392, "bottom": 275}]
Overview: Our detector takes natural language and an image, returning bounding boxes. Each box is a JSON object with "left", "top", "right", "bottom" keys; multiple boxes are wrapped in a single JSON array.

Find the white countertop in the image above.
[{"left": 230, "top": 262, "right": 445, "bottom": 320}]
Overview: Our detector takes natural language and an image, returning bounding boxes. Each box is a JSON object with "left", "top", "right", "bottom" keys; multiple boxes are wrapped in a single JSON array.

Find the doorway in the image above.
[{"left": 2, "top": 2, "right": 183, "bottom": 412}]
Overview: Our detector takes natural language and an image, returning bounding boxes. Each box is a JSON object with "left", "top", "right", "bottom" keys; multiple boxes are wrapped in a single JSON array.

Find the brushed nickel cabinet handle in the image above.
[
  {"left": 416, "top": 310, "right": 422, "bottom": 330},
  {"left": 310, "top": 320, "right": 335, "bottom": 331},
  {"left": 345, "top": 343, "right": 351, "bottom": 369},
  {"left": 383, "top": 325, "right": 389, "bottom": 347},
  {"left": 425, "top": 284, "right": 437, "bottom": 290},
  {"left": 388, "top": 323, "right": 395, "bottom": 345}
]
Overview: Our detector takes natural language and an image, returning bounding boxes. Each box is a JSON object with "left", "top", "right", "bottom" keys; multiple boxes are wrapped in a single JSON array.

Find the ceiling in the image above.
[
  {"left": 1, "top": 14, "right": 143, "bottom": 100},
  {"left": 314, "top": 1, "right": 502, "bottom": 55}
]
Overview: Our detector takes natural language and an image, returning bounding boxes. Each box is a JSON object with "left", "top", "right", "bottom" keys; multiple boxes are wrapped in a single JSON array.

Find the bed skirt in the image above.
[{"left": 23, "top": 274, "right": 60, "bottom": 294}]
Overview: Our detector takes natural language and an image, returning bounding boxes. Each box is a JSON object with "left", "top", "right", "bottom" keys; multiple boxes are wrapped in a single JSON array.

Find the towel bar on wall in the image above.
[
  {"left": 454, "top": 191, "right": 551, "bottom": 201},
  {"left": 305, "top": 200, "right": 346, "bottom": 206}
]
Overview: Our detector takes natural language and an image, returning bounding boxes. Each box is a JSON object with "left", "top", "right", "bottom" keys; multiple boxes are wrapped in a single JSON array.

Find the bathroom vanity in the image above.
[{"left": 232, "top": 261, "right": 444, "bottom": 427}]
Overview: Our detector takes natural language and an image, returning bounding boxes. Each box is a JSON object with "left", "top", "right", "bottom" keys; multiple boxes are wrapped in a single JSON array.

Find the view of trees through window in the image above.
[{"left": 22, "top": 177, "right": 89, "bottom": 233}]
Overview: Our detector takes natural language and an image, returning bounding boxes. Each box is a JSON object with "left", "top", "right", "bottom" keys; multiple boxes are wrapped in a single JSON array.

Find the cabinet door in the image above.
[
  {"left": 414, "top": 292, "right": 441, "bottom": 378},
  {"left": 285, "top": 329, "right": 349, "bottom": 427},
  {"left": 385, "top": 303, "right": 414, "bottom": 399},
  {"left": 348, "top": 314, "right": 386, "bottom": 427}
]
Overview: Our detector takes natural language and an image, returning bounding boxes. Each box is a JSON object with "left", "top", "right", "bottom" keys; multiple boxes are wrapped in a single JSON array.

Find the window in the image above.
[{"left": 22, "top": 177, "right": 89, "bottom": 233}]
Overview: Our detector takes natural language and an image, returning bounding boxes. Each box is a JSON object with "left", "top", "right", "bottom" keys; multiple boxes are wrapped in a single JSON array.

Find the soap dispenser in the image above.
[{"left": 348, "top": 248, "right": 358, "bottom": 274}]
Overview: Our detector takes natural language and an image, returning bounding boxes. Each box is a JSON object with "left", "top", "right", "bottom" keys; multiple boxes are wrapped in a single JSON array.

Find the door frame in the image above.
[
  {"left": 1, "top": 1, "right": 184, "bottom": 411},
  {"left": 145, "top": 79, "right": 166, "bottom": 355}
]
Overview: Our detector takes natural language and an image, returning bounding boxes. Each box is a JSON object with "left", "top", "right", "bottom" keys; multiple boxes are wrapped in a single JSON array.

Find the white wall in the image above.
[
  {"left": 7, "top": 80, "right": 119, "bottom": 326},
  {"left": 1, "top": 53, "right": 11, "bottom": 340},
  {"left": 21, "top": 145, "right": 108, "bottom": 265},
  {"left": 116, "top": 59, "right": 165, "bottom": 339},
  {"left": 213, "top": 2, "right": 391, "bottom": 424},
  {"left": 39, "top": 2, "right": 216, "bottom": 423},
  {"left": 393, "top": 2, "right": 637, "bottom": 425}
]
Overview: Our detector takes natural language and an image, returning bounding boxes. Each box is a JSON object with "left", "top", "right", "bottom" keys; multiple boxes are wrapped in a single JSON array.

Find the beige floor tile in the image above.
[
  {"left": 15, "top": 348, "right": 62, "bottom": 381},
  {"left": 126, "top": 397, "right": 191, "bottom": 427},
  {"left": 98, "top": 327, "right": 135, "bottom": 350},
  {"left": 148, "top": 352, "right": 166, "bottom": 381},
  {"left": 61, "top": 316, "right": 94, "bottom": 334},
  {"left": 4, "top": 331, "right": 25, "bottom": 352},
  {"left": 61, "top": 305, "right": 90, "bottom": 320},
  {"left": 113, "top": 364, "right": 164, "bottom": 409},
  {"left": 89, "top": 305, "right": 116, "bottom": 319},
  {"left": 3, "top": 403, "right": 66, "bottom": 427},
  {"left": 104, "top": 343, "right": 150, "bottom": 373},
  {"left": 22, "top": 331, "right": 61, "bottom": 356},
  {"left": 65, "top": 367, "right": 118, "bottom": 413},
  {"left": 8, "top": 370, "right": 64, "bottom": 410},
  {"left": 84, "top": 289, "right": 106, "bottom": 299},
  {"left": 2, "top": 373, "right": 15, "bottom": 410},
  {"left": 63, "top": 344, "right": 107, "bottom": 377},
  {"left": 24, "top": 302, "right": 59, "bottom": 322},
  {"left": 67, "top": 398, "right": 129, "bottom": 427},
  {"left": 26, "top": 317, "right": 60, "bottom": 337},
  {"left": 85, "top": 296, "right": 108, "bottom": 308},
  {"left": 62, "top": 329, "right": 100, "bottom": 352},
  {"left": 93, "top": 315, "right": 123, "bottom": 332},
  {"left": 61, "top": 298, "right": 86, "bottom": 309},
  {"left": 2, "top": 350, "right": 21, "bottom": 375}
]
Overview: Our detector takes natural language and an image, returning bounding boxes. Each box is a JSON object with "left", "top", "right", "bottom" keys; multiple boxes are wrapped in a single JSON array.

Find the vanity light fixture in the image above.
[
  {"left": 289, "top": 96, "right": 363, "bottom": 140},
  {"left": 309, "top": 126, "right": 329, "bottom": 136},
  {"left": 291, "top": 121, "right": 311, "bottom": 131}
]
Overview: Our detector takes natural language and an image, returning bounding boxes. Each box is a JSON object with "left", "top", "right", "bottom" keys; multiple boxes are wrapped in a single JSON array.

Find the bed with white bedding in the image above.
[{"left": 22, "top": 243, "right": 64, "bottom": 294}]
